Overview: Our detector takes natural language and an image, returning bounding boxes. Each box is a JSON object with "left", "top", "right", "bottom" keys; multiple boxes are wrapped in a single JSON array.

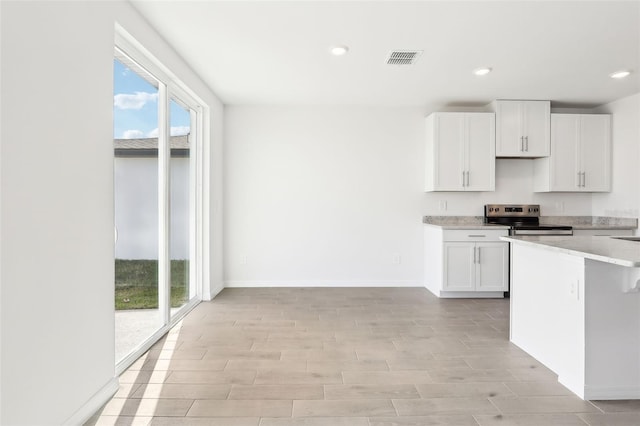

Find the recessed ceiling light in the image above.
[
  {"left": 473, "top": 67, "right": 492, "bottom": 76},
  {"left": 330, "top": 45, "right": 349, "bottom": 56},
  {"left": 610, "top": 70, "right": 631, "bottom": 79}
]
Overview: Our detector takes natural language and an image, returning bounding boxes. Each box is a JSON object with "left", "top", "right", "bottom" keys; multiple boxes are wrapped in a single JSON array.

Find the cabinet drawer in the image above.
[{"left": 443, "top": 229, "right": 508, "bottom": 242}]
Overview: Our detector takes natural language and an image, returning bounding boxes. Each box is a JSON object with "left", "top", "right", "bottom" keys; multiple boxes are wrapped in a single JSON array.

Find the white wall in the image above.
[
  {"left": 115, "top": 157, "right": 190, "bottom": 259},
  {"left": 592, "top": 93, "right": 640, "bottom": 221},
  {"left": 225, "top": 107, "right": 425, "bottom": 286},
  {"left": 0, "top": 1, "right": 223, "bottom": 424},
  {"left": 224, "top": 106, "right": 595, "bottom": 287}
]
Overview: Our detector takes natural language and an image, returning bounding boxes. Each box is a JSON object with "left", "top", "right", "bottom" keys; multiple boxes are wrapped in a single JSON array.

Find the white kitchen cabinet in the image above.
[
  {"left": 443, "top": 241, "right": 509, "bottom": 292},
  {"left": 533, "top": 114, "right": 611, "bottom": 192},
  {"left": 424, "top": 226, "right": 508, "bottom": 298},
  {"left": 424, "top": 112, "right": 495, "bottom": 191},
  {"left": 494, "top": 100, "right": 550, "bottom": 157}
]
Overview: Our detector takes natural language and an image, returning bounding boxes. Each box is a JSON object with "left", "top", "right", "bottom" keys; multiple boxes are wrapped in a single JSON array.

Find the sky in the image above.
[{"left": 113, "top": 59, "right": 190, "bottom": 139}]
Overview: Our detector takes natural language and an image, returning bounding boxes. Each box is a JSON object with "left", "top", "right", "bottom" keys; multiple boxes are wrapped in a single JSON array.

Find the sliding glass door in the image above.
[{"left": 113, "top": 45, "right": 201, "bottom": 368}]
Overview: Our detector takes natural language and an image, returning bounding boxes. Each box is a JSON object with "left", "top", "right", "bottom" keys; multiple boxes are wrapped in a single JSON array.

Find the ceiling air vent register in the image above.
[{"left": 386, "top": 50, "right": 423, "bottom": 65}]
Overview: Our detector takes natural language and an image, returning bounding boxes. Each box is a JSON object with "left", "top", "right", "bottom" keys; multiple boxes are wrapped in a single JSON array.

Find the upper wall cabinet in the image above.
[
  {"left": 493, "top": 100, "right": 550, "bottom": 157},
  {"left": 533, "top": 114, "right": 611, "bottom": 192},
  {"left": 425, "top": 112, "right": 495, "bottom": 192}
]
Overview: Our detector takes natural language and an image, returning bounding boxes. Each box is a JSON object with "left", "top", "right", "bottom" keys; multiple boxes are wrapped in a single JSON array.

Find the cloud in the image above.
[
  {"left": 170, "top": 126, "right": 190, "bottom": 136},
  {"left": 121, "top": 129, "right": 145, "bottom": 139},
  {"left": 147, "top": 126, "right": 190, "bottom": 137},
  {"left": 114, "top": 91, "right": 158, "bottom": 110}
]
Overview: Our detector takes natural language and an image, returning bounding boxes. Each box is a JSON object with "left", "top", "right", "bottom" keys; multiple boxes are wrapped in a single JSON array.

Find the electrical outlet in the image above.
[
  {"left": 439, "top": 200, "right": 447, "bottom": 211},
  {"left": 555, "top": 202, "right": 564, "bottom": 213},
  {"left": 392, "top": 253, "right": 401, "bottom": 265},
  {"left": 240, "top": 255, "right": 247, "bottom": 265}
]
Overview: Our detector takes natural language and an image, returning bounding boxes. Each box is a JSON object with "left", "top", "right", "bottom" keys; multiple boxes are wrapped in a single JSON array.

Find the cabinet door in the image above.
[
  {"left": 433, "top": 113, "right": 465, "bottom": 190},
  {"left": 523, "top": 101, "right": 551, "bottom": 157},
  {"left": 443, "top": 242, "right": 475, "bottom": 291},
  {"left": 465, "top": 113, "right": 495, "bottom": 191},
  {"left": 550, "top": 114, "right": 580, "bottom": 191},
  {"left": 580, "top": 115, "right": 611, "bottom": 192},
  {"left": 475, "top": 242, "right": 509, "bottom": 292},
  {"left": 496, "top": 101, "right": 523, "bottom": 156}
]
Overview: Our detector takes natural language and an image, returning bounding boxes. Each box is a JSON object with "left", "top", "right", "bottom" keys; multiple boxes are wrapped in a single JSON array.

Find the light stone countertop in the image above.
[
  {"left": 502, "top": 235, "right": 640, "bottom": 267},
  {"left": 540, "top": 216, "right": 638, "bottom": 230},
  {"left": 423, "top": 216, "right": 637, "bottom": 230},
  {"left": 422, "top": 216, "right": 509, "bottom": 230}
]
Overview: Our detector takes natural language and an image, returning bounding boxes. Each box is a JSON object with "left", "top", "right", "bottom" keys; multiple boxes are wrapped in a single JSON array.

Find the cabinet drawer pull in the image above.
[{"left": 468, "top": 234, "right": 486, "bottom": 237}]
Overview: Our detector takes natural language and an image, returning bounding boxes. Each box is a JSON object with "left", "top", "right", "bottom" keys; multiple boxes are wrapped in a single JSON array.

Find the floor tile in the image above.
[
  {"left": 342, "top": 371, "right": 432, "bottom": 384},
  {"left": 386, "top": 358, "right": 469, "bottom": 371},
  {"left": 255, "top": 370, "right": 342, "bottom": 385},
  {"left": 130, "top": 383, "right": 230, "bottom": 399},
  {"left": 187, "top": 399, "right": 292, "bottom": 417},
  {"left": 259, "top": 417, "right": 369, "bottom": 426},
  {"left": 324, "top": 384, "right": 420, "bottom": 399},
  {"left": 229, "top": 385, "right": 324, "bottom": 400},
  {"left": 165, "top": 370, "right": 255, "bottom": 384},
  {"left": 504, "top": 381, "right": 573, "bottom": 396},
  {"left": 474, "top": 413, "right": 589, "bottom": 425},
  {"left": 393, "top": 398, "right": 499, "bottom": 416},
  {"left": 415, "top": 383, "right": 515, "bottom": 399},
  {"left": 226, "top": 360, "right": 307, "bottom": 371},
  {"left": 306, "top": 360, "right": 388, "bottom": 373},
  {"left": 368, "top": 416, "right": 480, "bottom": 426},
  {"left": 85, "top": 415, "right": 152, "bottom": 426},
  {"left": 590, "top": 399, "right": 640, "bottom": 412},
  {"left": 578, "top": 412, "right": 640, "bottom": 425},
  {"left": 150, "top": 418, "right": 259, "bottom": 426},
  {"left": 292, "top": 399, "right": 396, "bottom": 417},
  {"left": 489, "top": 396, "right": 600, "bottom": 414},
  {"left": 100, "top": 398, "right": 193, "bottom": 417}
]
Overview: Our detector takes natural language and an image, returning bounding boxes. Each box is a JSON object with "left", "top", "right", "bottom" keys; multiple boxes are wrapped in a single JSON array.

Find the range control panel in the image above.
[{"left": 485, "top": 204, "right": 540, "bottom": 217}]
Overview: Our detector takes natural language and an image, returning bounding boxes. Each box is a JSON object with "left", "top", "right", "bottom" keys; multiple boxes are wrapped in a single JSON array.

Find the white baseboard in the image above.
[
  {"left": 438, "top": 291, "right": 505, "bottom": 298},
  {"left": 583, "top": 385, "right": 640, "bottom": 400},
  {"left": 63, "top": 377, "right": 119, "bottom": 426},
  {"left": 224, "top": 280, "right": 423, "bottom": 288}
]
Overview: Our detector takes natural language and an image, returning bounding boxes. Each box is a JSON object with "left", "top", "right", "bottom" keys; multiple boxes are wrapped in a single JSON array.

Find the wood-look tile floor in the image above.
[{"left": 87, "top": 288, "right": 640, "bottom": 426}]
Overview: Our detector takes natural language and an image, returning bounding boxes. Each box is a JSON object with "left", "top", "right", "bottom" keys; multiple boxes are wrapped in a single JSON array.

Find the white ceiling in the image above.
[{"left": 132, "top": 1, "right": 640, "bottom": 110}]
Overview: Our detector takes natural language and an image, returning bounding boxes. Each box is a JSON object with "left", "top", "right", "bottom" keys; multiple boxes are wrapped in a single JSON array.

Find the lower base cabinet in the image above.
[{"left": 425, "top": 227, "right": 509, "bottom": 298}]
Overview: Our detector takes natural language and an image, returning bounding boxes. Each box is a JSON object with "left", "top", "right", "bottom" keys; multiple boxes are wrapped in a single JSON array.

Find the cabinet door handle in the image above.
[
  {"left": 582, "top": 172, "right": 586, "bottom": 187},
  {"left": 473, "top": 246, "right": 477, "bottom": 264},
  {"left": 466, "top": 171, "right": 470, "bottom": 187},
  {"left": 520, "top": 136, "right": 524, "bottom": 151},
  {"left": 525, "top": 136, "right": 529, "bottom": 152},
  {"left": 477, "top": 247, "right": 481, "bottom": 264},
  {"left": 462, "top": 171, "right": 466, "bottom": 187}
]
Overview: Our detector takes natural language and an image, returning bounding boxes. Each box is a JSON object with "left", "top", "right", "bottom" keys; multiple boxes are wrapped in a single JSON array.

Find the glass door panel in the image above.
[
  {"left": 113, "top": 57, "right": 163, "bottom": 363},
  {"left": 169, "top": 98, "right": 195, "bottom": 316}
]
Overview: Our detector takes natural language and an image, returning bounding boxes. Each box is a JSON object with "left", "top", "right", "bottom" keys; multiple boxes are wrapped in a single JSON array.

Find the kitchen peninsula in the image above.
[{"left": 503, "top": 235, "right": 640, "bottom": 400}]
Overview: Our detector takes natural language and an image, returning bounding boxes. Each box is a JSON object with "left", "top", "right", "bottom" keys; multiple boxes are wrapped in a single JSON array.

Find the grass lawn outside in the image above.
[{"left": 115, "top": 259, "right": 189, "bottom": 310}]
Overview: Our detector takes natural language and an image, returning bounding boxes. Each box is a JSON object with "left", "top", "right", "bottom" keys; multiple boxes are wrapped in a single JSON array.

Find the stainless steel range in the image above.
[{"left": 484, "top": 204, "right": 573, "bottom": 236}]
